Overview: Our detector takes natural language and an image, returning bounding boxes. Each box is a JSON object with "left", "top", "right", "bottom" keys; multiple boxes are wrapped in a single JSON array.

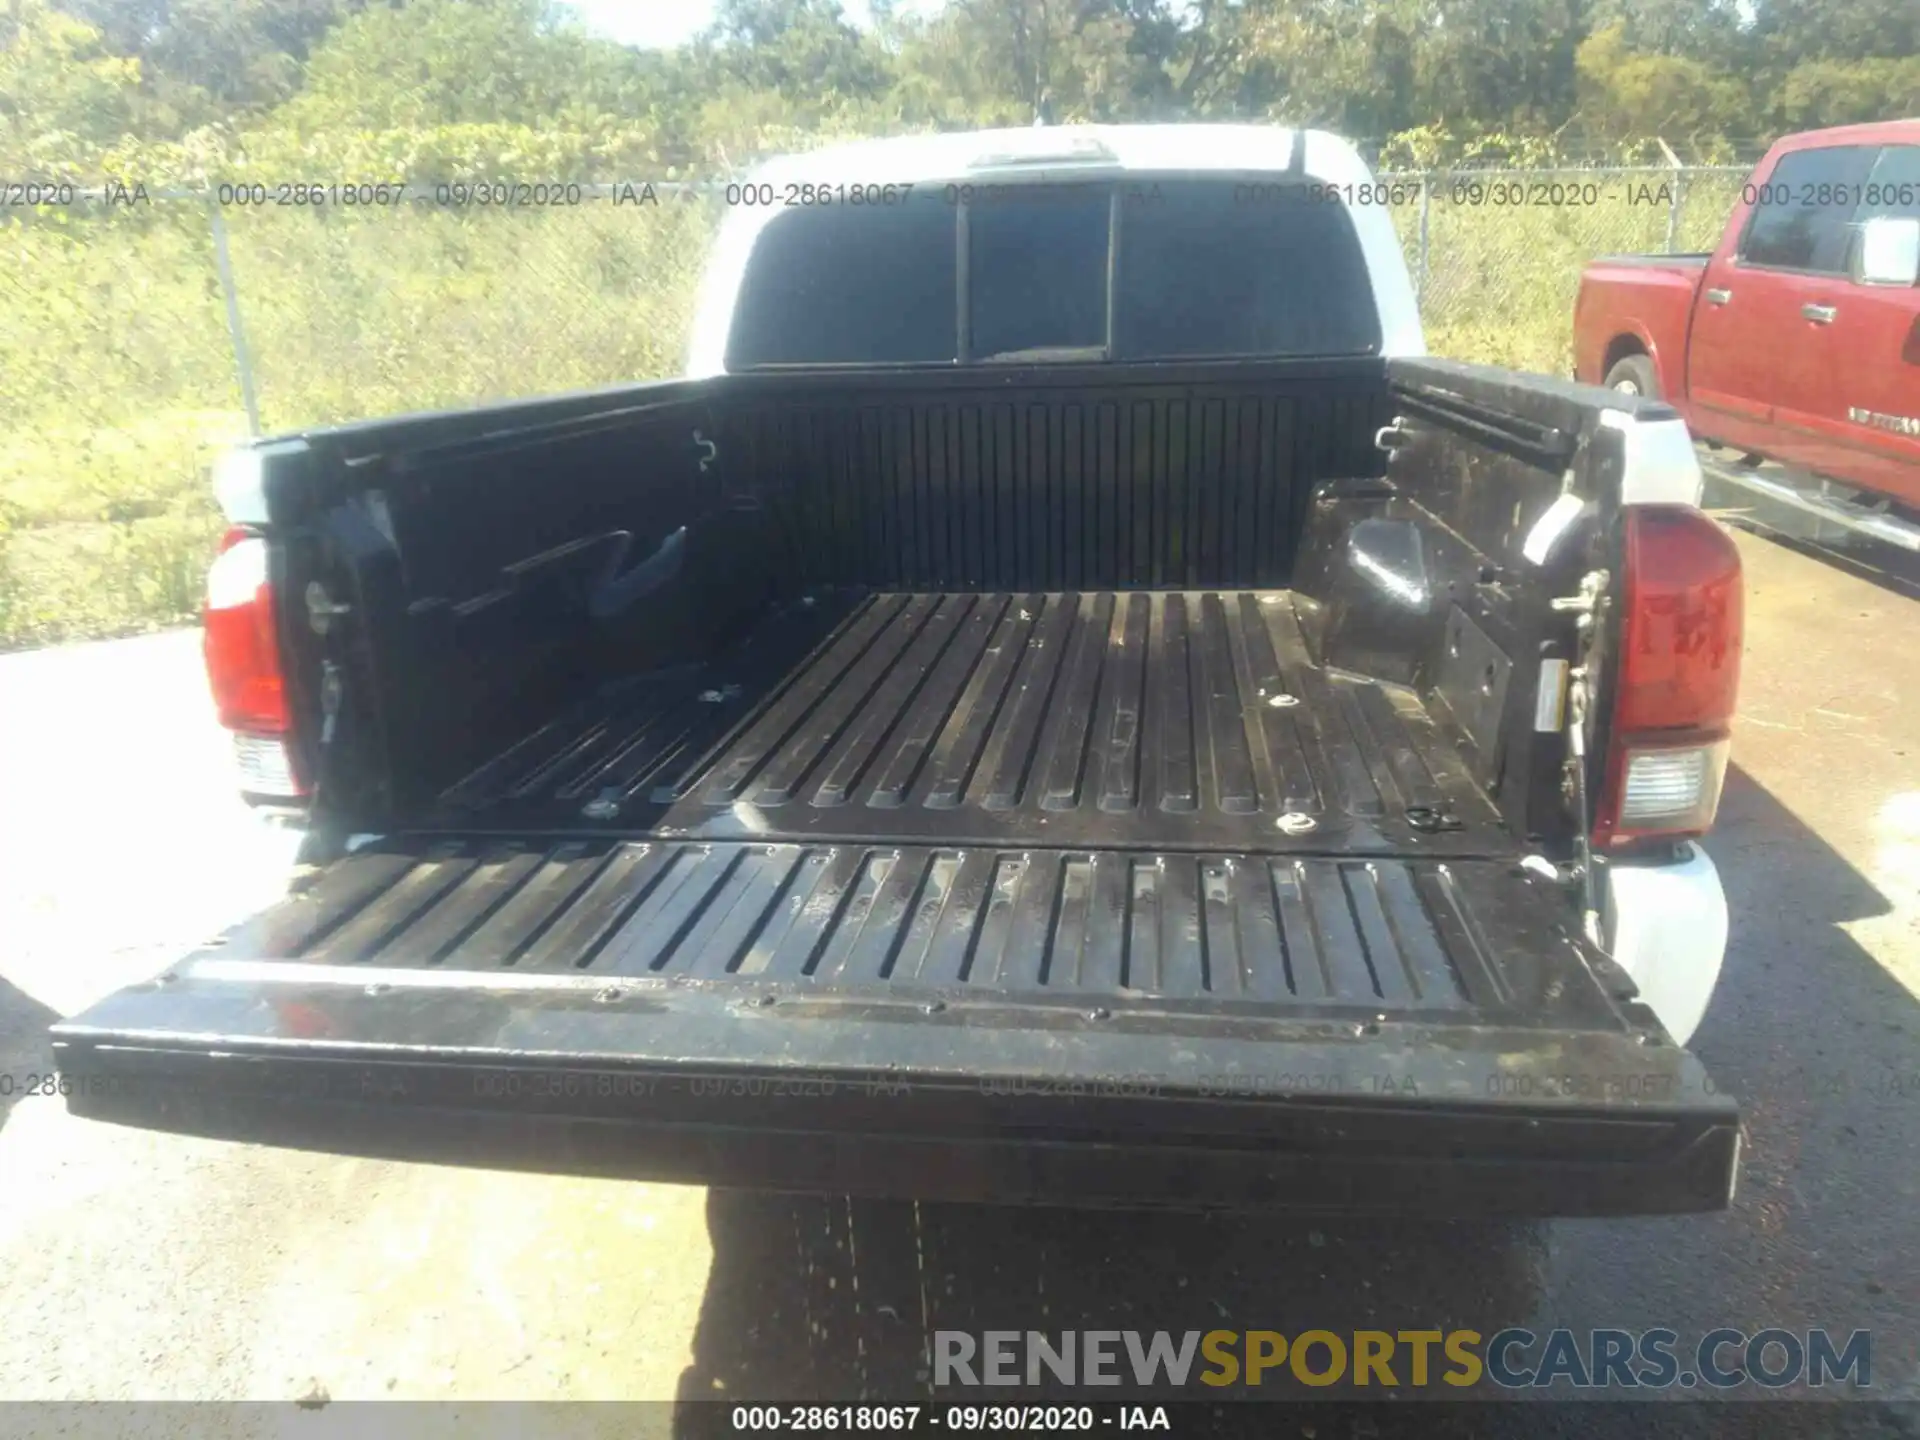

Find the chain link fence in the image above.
[
  {"left": 1385, "top": 165, "right": 1750, "bottom": 372},
  {"left": 1, "top": 164, "right": 1751, "bottom": 647}
]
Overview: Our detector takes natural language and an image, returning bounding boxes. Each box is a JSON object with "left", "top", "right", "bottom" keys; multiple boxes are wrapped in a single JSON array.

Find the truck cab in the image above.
[{"left": 682, "top": 125, "right": 1426, "bottom": 377}]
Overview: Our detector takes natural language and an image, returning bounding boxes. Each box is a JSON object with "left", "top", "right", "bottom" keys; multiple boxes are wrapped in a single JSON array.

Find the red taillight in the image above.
[
  {"left": 204, "top": 526, "right": 306, "bottom": 796},
  {"left": 1592, "top": 506, "right": 1743, "bottom": 850},
  {"left": 203, "top": 526, "right": 286, "bottom": 732}
]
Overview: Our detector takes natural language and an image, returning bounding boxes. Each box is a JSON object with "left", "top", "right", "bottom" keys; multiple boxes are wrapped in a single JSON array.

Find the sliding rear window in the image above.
[
  {"left": 968, "top": 184, "right": 1111, "bottom": 359},
  {"left": 725, "top": 201, "right": 958, "bottom": 367},
  {"left": 723, "top": 177, "right": 1382, "bottom": 369},
  {"left": 1114, "top": 181, "right": 1380, "bottom": 358}
]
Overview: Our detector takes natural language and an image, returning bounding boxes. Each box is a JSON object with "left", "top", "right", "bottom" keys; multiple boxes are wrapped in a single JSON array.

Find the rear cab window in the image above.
[
  {"left": 1115, "top": 180, "right": 1380, "bottom": 359},
  {"left": 967, "top": 184, "right": 1111, "bottom": 359},
  {"left": 722, "top": 177, "right": 1383, "bottom": 370},
  {"left": 723, "top": 201, "right": 958, "bottom": 366}
]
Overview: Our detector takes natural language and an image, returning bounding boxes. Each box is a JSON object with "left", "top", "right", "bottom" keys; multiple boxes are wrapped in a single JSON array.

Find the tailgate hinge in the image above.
[
  {"left": 318, "top": 658, "right": 343, "bottom": 748},
  {"left": 1553, "top": 567, "right": 1614, "bottom": 948},
  {"left": 1562, "top": 664, "right": 1605, "bottom": 947}
]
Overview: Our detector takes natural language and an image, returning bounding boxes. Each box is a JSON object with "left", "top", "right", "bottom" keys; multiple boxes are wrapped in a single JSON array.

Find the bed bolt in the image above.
[
  {"left": 923, "top": 1000, "right": 945, "bottom": 1015},
  {"left": 1277, "top": 812, "right": 1317, "bottom": 834},
  {"left": 1267, "top": 694, "right": 1299, "bottom": 708},
  {"left": 595, "top": 987, "right": 624, "bottom": 1004},
  {"left": 1088, "top": 1006, "right": 1111, "bottom": 1020},
  {"left": 364, "top": 982, "right": 390, "bottom": 997},
  {"left": 1405, "top": 804, "right": 1464, "bottom": 833}
]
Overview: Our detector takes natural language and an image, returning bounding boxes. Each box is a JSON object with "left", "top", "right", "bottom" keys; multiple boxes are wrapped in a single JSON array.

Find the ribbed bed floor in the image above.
[{"left": 440, "top": 590, "right": 1504, "bottom": 858}]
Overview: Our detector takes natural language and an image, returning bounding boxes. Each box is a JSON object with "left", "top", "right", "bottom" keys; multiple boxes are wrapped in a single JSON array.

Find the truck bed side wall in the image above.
[
  {"left": 275, "top": 359, "right": 1651, "bottom": 851},
  {"left": 1344, "top": 359, "right": 1652, "bottom": 848}
]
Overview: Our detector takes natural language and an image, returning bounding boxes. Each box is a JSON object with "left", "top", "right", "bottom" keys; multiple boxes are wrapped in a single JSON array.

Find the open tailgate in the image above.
[{"left": 50, "top": 835, "right": 1739, "bottom": 1216}]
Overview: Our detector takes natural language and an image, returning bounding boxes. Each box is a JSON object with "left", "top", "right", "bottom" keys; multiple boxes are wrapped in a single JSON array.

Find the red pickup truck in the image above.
[{"left": 1574, "top": 120, "right": 1920, "bottom": 517}]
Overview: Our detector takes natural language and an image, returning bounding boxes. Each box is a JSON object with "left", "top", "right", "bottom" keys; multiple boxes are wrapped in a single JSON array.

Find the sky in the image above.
[{"left": 567, "top": 0, "right": 902, "bottom": 51}]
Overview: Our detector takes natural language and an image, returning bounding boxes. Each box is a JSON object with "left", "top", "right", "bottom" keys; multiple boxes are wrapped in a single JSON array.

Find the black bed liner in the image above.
[
  {"left": 52, "top": 602, "right": 1745, "bottom": 1213},
  {"left": 52, "top": 833, "right": 1738, "bottom": 1213},
  {"left": 173, "top": 837, "right": 1628, "bottom": 1023},
  {"left": 50, "top": 361, "right": 1747, "bottom": 1214},
  {"left": 57, "top": 586, "right": 1738, "bottom": 1214},
  {"left": 438, "top": 590, "right": 1501, "bottom": 856}
]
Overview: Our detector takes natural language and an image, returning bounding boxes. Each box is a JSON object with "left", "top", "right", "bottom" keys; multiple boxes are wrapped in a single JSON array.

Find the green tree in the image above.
[
  {"left": 53, "top": 0, "right": 361, "bottom": 123},
  {"left": 887, "top": 0, "right": 1152, "bottom": 124},
  {"left": 1407, "top": 0, "right": 1588, "bottom": 133},
  {"left": 15, "top": 0, "right": 1920, "bottom": 197},
  {"left": 1582, "top": 0, "right": 1745, "bottom": 62},
  {"left": 274, "top": 0, "right": 688, "bottom": 133},
  {"left": 700, "top": 0, "right": 893, "bottom": 99},
  {"left": 1218, "top": 0, "right": 1423, "bottom": 134},
  {"left": 1573, "top": 21, "right": 1754, "bottom": 149},
  {"left": 1748, "top": 0, "right": 1918, "bottom": 65},
  {"left": 0, "top": 0, "right": 143, "bottom": 165},
  {"left": 1771, "top": 56, "right": 1920, "bottom": 129}
]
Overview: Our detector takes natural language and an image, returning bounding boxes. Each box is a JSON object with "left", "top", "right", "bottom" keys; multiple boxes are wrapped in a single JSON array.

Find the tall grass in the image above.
[
  {"left": 0, "top": 172, "right": 1744, "bottom": 650},
  {"left": 0, "top": 199, "right": 713, "bottom": 648}
]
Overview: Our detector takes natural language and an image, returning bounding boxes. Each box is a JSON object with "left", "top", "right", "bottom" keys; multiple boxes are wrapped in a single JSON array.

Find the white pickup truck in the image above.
[{"left": 55, "top": 125, "right": 1743, "bottom": 1215}]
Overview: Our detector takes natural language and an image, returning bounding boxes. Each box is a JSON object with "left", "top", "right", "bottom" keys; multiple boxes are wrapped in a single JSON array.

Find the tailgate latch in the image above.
[{"left": 1549, "top": 569, "right": 1610, "bottom": 633}]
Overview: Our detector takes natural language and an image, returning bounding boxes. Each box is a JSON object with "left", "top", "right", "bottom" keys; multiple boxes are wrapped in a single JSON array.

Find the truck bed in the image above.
[
  {"left": 53, "top": 592, "right": 1736, "bottom": 1215},
  {"left": 52, "top": 361, "right": 1743, "bottom": 1215},
  {"left": 436, "top": 589, "right": 1502, "bottom": 857},
  {"left": 68, "top": 586, "right": 1634, "bottom": 1031}
]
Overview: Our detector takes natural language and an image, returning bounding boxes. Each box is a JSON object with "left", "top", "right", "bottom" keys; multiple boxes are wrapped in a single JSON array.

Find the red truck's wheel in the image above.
[{"left": 1604, "top": 354, "right": 1659, "bottom": 399}]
